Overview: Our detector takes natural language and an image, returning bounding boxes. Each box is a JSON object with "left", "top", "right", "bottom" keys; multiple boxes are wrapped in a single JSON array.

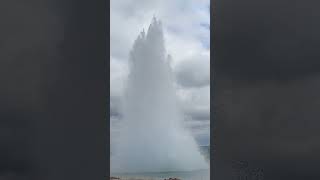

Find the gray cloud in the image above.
[
  {"left": 184, "top": 106, "right": 210, "bottom": 121},
  {"left": 110, "top": 96, "right": 122, "bottom": 119},
  {"left": 174, "top": 54, "right": 210, "bottom": 88},
  {"left": 178, "top": 86, "right": 210, "bottom": 121},
  {"left": 184, "top": 119, "right": 210, "bottom": 146}
]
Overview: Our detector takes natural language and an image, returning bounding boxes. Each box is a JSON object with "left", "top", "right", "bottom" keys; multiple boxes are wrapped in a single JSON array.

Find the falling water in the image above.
[{"left": 111, "top": 17, "right": 208, "bottom": 174}]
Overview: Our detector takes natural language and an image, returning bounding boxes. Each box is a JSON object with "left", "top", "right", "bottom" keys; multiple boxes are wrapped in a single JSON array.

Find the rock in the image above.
[
  {"left": 165, "top": 177, "right": 181, "bottom": 180},
  {"left": 110, "top": 177, "right": 120, "bottom": 180}
]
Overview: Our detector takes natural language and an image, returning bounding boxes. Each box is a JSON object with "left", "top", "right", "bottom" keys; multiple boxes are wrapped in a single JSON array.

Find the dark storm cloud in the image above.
[{"left": 214, "top": 0, "right": 320, "bottom": 179}]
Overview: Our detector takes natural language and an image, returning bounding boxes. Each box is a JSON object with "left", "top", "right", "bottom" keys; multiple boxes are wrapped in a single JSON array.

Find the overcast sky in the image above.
[{"left": 110, "top": 0, "right": 210, "bottom": 146}]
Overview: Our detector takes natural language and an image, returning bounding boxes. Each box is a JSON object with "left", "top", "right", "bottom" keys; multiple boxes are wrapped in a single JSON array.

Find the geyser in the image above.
[{"left": 111, "top": 17, "right": 208, "bottom": 173}]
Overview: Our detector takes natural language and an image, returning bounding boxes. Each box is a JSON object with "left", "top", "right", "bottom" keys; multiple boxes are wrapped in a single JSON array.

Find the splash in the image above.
[{"left": 111, "top": 17, "right": 208, "bottom": 173}]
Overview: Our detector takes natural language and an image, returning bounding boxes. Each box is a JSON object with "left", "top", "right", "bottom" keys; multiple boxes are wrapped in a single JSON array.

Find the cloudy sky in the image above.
[{"left": 110, "top": 0, "right": 210, "bottom": 146}]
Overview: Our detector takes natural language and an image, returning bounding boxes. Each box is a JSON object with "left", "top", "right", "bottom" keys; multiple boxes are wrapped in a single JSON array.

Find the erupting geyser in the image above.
[{"left": 111, "top": 17, "right": 208, "bottom": 173}]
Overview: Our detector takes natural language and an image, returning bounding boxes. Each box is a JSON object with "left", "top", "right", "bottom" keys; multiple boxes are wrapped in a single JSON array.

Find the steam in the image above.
[{"left": 110, "top": 17, "right": 208, "bottom": 173}]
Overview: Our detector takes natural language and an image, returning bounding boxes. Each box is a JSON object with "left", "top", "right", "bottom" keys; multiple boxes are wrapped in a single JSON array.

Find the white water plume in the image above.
[{"left": 111, "top": 17, "right": 208, "bottom": 173}]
